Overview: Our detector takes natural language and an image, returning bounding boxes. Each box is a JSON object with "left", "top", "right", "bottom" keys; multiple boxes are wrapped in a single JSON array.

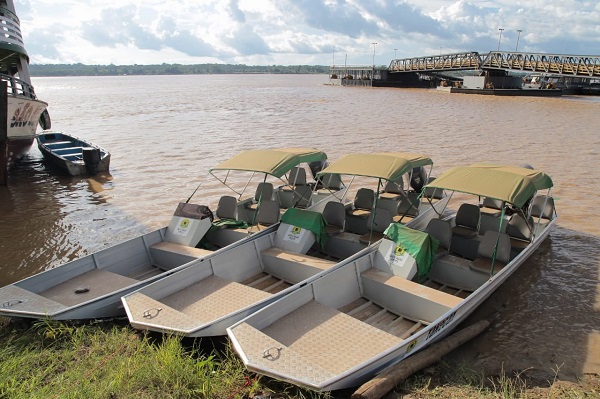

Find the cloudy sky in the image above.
[{"left": 14, "top": 0, "right": 600, "bottom": 66}]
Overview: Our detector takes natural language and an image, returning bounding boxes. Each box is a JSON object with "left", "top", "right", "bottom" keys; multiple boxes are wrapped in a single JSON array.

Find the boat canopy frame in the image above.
[
  {"left": 316, "top": 152, "right": 435, "bottom": 243},
  {"left": 424, "top": 163, "right": 554, "bottom": 275}
]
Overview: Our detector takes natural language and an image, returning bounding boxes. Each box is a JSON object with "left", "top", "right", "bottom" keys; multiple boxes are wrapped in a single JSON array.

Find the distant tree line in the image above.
[{"left": 29, "top": 63, "right": 330, "bottom": 77}]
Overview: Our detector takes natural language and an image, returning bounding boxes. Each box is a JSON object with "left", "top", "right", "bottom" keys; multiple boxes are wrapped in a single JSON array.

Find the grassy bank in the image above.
[{"left": 0, "top": 317, "right": 597, "bottom": 398}]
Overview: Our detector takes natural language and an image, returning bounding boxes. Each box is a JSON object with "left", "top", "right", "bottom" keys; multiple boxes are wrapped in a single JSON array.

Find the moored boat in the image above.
[
  {"left": 0, "top": 0, "right": 49, "bottom": 167},
  {"left": 36, "top": 131, "right": 110, "bottom": 176},
  {"left": 121, "top": 151, "right": 449, "bottom": 337},
  {"left": 0, "top": 148, "right": 341, "bottom": 320},
  {"left": 227, "top": 163, "right": 556, "bottom": 391}
]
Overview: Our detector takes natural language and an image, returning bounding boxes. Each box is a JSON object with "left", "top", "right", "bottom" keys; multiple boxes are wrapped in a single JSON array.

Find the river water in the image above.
[{"left": 0, "top": 74, "right": 598, "bottom": 383}]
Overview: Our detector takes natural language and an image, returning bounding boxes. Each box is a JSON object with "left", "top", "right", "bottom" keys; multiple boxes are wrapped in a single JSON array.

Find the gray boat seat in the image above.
[
  {"left": 379, "top": 179, "right": 403, "bottom": 200},
  {"left": 470, "top": 230, "right": 511, "bottom": 275},
  {"left": 506, "top": 213, "right": 533, "bottom": 252},
  {"left": 317, "top": 173, "right": 343, "bottom": 191},
  {"left": 248, "top": 200, "right": 280, "bottom": 232},
  {"left": 425, "top": 218, "right": 452, "bottom": 257},
  {"left": 322, "top": 201, "right": 345, "bottom": 236},
  {"left": 247, "top": 182, "right": 274, "bottom": 211},
  {"left": 292, "top": 185, "right": 313, "bottom": 209},
  {"left": 528, "top": 195, "right": 555, "bottom": 227},
  {"left": 288, "top": 167, "right": 307, "bottom": 186},
  {"left": 422, "top": 177, "right": 444, "bottom": 203},
  {"left": 480, "top": 197, "right": 504, "bottom": 217},
  {"left": 359, "top": 208, "right": 393, "bottom": 244},
  {"left": 452, "top": 203, "right": 480, "bottom": 238},
  {"left": 393, "top": 192, "right": 420, "bottom": 224},
  {"left": 347, "top": 188, "right": 375, "bottom": 218},
  {"left": 216, "top": 195, "right": 237, "bottom": 220}
]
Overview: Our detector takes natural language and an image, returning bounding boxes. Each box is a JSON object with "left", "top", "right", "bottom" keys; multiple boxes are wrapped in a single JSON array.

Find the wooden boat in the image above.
[
  {"left": 36, "top": 131, "right": 111, "bottom": 176},
  {"left": 0, "top": 0, "right": 50, "bottom": 168},
  {"left": 227, "top": 163, "right": 556, "bottom": 391},
  {"left": 0, "top": 148, "right": 341, "bottom": 320},
  {"left": 121, "top": 152, "right": 449, "bottom": 337}
]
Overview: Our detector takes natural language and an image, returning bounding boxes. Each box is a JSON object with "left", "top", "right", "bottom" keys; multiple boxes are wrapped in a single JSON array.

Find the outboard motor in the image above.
[
  {"left": 410, "top": 167, "right": 427, "bottom": 193},
  {"left": 82, "top": 147, "right": 101, "bottom": 175}
]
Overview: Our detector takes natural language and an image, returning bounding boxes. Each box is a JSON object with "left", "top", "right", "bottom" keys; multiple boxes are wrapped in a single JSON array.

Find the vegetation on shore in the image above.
[
  {"left": 29, "top": 63, "right": 330, "bottom": 77},
  {"left": 0, "top": 316, "right": 597, "bottom": 398}
]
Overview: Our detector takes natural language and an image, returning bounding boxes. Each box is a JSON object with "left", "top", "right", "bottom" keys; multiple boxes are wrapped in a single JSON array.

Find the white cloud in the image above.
[{"left": 15, "top": 0, "right": 600, "bottom": 66}]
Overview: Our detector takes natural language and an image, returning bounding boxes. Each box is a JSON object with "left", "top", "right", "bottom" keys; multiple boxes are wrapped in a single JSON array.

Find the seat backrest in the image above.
[
  {"left": 288, "top": 167, "right": 307, "bottom": 186},
  {"left": 216, "top": 195, "right": 237, "bottom": 220},
  {"left": 455, "top": 203, "right": 480, "bottom": 230},
  {"left": 482, "top": 197, "right": 503, "bottom": 210},
  {"left": 256, "top": 200, "right": 280, "bottom": 226},
  {"left": 354, "top": 188, "right": 375, "bottom": 210},
  {"left": 529, "top": 195, "right": 554, "bottom": 220},
  {"left": 319, "top": 173, "right": 343, "bottom": 190},
  {"left": 292, "top": 185, "right": 313, "bottom": 208},
  {"left": 478, "top": 230, "right": 511, "bottom": 263},
  {"left": 397, "top": 192, "right": 420, "bottom": 217},
  {"left": 383, "top": 179, "right": 403, "bottom": 194},
  {"left": 322, "top": 201, "right": 345, "bottom": 228},
  {"left": 368, "top": 208, "right": 393, "bottom": 233},
  {"left": 423, "top": 177, "right": 444, "bottom": 200},
  {"left": 506, "top": 213, "right": 533, "bottom": 241},
  {"left": 425, "top": 219, "right": 452, "bottom": 250},
  {"left": 254, "top": 182, "right": 274, "bottom": 202}
]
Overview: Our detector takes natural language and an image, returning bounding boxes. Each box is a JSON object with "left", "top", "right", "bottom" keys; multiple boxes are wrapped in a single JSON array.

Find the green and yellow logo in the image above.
[
  {"left": 180, "top": 218, "right": 190, "bottom": 229},
  {"left": 291, "top": 226, "right": 302, "bottom": 234},
  {"left": 406, "top": 339, "right": 418, "bottom": 353},
  {"left": 394, "top": 245, "right": 406, "bottom": 257}
]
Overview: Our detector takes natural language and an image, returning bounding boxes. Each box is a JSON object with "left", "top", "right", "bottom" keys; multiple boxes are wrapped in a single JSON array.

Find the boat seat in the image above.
[
  {"left": 506, "top": 213, "right": 533, "bottom": 253},
  {"left": 425, "top": 218, "right": 452, "bottom": 257},
  {"left": 322, "top": 201, "right": 345, "bottom": 236},
  {"left": 393, "top": 192, "right": 420, "bottom": 224},
  {"left": 359, "top": 208, "right": 393, "bottom": 244},
  {"left": 287, "top": 167, "right": 307, "bottom": 186},
  {"left": 422, "top": 177, "right": 444, "bottom": 203},
  {"left": 480, "top": 197, "right": 503, "bottom": 217},
  {"left": 470, "top": 230, "right": 511, "bottom": 275},
  {"left": 347, "top": 188, "right": 375, "bottom": 218},
  {"left": 45, "top": 141, "right": 72, "bottom": 147},
  {"left": 248, "top": 200, "right": 280, "bottom": 232},
  {"left": 261, "top": 247, "right": 336, "bottom": 284},
  {"left": 215, "top": 195, "right": 238, "bottom": 221},
  {"left": 316, "top": 173, "right": 343, "bottom": 191},
  {"left": 528, "top": 195, "right": 555, "bottom": 227},
  {"left": 452, "top": 203, "right": 480, "bottom": 238},
  {"left": 247, "top": 182, "right": 274, "bottom": 211},
  {"left": 291, "top": 185, "right": 313, "bottom": 209},
  {"left": 379, "top": 179, "right": 403, "bottom": 200}
]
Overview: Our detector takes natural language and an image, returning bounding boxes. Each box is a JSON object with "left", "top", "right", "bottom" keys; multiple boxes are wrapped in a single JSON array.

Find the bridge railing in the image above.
[
  {"left": 389, "top": 52, "right": 482, "bottom": 72},
  {"left": 480, "top": 52, "right": 600, "bottom": 77}
]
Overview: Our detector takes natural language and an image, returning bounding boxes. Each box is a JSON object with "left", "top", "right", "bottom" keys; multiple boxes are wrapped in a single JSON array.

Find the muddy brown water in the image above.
[{"left": 0, "top": 74, "right": 598, "bottom": 383}]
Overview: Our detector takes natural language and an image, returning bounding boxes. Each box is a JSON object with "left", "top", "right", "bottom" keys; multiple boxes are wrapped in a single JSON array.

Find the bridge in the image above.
[{"left": 388, "top": 51, "right": 600, "bottom": 79}]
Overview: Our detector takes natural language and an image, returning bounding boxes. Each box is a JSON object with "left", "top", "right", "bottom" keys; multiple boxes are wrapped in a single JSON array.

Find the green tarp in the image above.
[
  {"left": 383, "top": 223, "right": 439, "bottom": 281},
  {"left": 280, "top": 208, "right": 328, "bottom": 249}
]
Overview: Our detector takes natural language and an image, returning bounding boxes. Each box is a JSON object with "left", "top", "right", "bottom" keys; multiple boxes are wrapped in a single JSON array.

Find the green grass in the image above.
[{"left": 0, "top": 317, "right": 597, "bottom": 399}]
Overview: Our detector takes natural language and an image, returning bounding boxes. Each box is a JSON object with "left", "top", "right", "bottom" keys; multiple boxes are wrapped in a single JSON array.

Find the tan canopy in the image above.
[
  {"left": 316, "top": 152, "right": 433, "bottom": 182},
  {"left": 209, "top": 148, "right": 327, "bottom": 178},
  {"left": 425, "top": 164, "right": 553, "bottom": 208}
]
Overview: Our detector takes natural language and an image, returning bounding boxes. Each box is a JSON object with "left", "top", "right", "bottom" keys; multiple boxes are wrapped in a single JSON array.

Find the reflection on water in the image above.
[{"left": 0, "top": 75, "right": 598, "bottom": 380}]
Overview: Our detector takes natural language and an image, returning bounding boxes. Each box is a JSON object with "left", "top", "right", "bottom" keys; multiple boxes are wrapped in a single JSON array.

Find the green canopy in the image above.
[
  {"left": 425, "top": 164, "right": 552, "bottom": 209},
  {"left": 383, "top": 223, "right": 438, "bottom": 282},
  {"left": 209, "top": 148, "right": 327, "bottom": 178},
  {"left": 280, "top": 208, "right": 328, "bottom": 249},
  {"left": 315, "top": 152, "right": 433, "bottom": 183}
]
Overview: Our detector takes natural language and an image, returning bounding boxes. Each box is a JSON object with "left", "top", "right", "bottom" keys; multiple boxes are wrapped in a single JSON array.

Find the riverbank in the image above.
[{"left": 1, "top": 317, "right": 597, "bottom": 398}]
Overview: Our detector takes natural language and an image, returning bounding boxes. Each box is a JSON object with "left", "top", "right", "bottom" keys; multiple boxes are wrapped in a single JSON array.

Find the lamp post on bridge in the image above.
[
  {"left": 497, "top": 28, "right": 504, "bottom": 51},
  {"left": 515, "top": 30, "right": 522, "bottom": 52},
  {"left": 372, "top": 42, "right": 377, "bottom": 84}
]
